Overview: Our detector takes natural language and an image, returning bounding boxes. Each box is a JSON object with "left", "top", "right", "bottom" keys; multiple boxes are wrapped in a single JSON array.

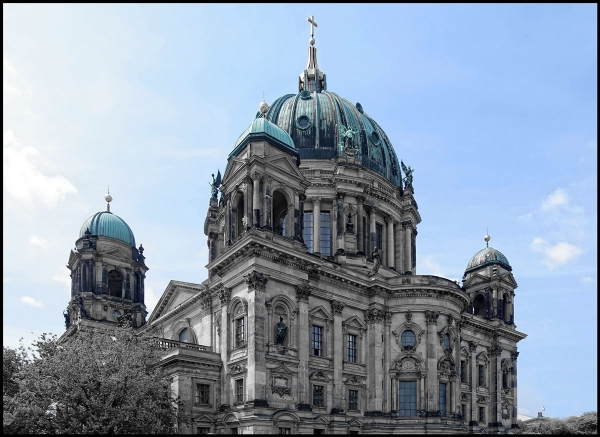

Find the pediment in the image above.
[
  {"left": 464, "top": 273, "right": 490, "bottom": 289},
  {"left": 309, "top": 305, "right": 333, "bottom": 321},
  {"left": 476, "top": 351, "right": 489, "bottom": 362},
  {"left": 270, "top": 363, "right": 295, "bottom": 375},
  {"left": 195, "top": 414, "right": 214, "bottom": 423},
  {"left": 309, "top": 370, "right": 332, "bottom": 382},
  {"left": 342, "top": 315, "right": 367, "bottom": 330},
  {"left": 264, "top": 154, "right": 305, "bottom": 181},
  {"left": 500, "top": 272, "right": 518, "bottom": 288},
  {"left": 146, "top": 280, "right": 205, "bottom": 323}
]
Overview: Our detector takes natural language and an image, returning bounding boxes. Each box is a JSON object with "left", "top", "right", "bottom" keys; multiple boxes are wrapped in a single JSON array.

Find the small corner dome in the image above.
[
  {"left": 465, "top": 246, "right": 511, "bottom": 273},
  {"left": 231, "top": 117, "right": 295, "bottom": 158},
  {"left": 79, "top": 211, "right": 136, "bottom": 247}
]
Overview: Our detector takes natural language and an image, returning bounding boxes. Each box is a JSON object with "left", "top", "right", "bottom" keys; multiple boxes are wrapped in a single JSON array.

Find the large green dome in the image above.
[
  {"left": 260, "top": 91, "right": 402, "bottom": 187},
  {"left": 465, "top": 246, "right": 511, "bottom": 273},
  {"left": 79, "top": 211, "right": 136, "bottom": 247}
]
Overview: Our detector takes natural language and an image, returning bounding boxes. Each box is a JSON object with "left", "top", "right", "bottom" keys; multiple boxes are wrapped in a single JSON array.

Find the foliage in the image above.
[
  {"left": 519, "top": 411, "right": 597, "bottom": 435},
  {"left": 3, "top": 328, "right": 178, "bottom": 434}
]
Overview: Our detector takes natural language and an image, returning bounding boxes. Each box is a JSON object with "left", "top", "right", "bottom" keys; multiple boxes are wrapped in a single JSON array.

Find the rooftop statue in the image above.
[
  {"left": 209, "top": 170, "right": 222, "bottom": 201},
  {"left": 401, "top": 160, "right": 414, "bottom": 189},
  {"left": 340, "top": 124, "right": 360, "bottom": 158},
  {"left": 368, "top": 246, "right": 383, "bottom": 276}
]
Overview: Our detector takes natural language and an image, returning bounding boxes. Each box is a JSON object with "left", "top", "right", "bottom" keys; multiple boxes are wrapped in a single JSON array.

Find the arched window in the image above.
[
  {"left": 273, "top": 190, "right": 289, "bottom": 237},
  {"left": 472, "top": 294, "right": 485, "bottom": 317},
  {"left": 503, "top": 293, "right": 509, "bottom": 322},
  {"left": 179, "top": 328, "right": 189, "bottom": 343},
  {"left": 401, "top": 330, "right": 416, "bottom": 348},
  {"left": 108, "top": 270, "right": 123, "bottom": 297},
  {"left": 443, "top": 333, "right": 451, "bottom": 349},
  {"left": 235, "top": 194, "right": 245, "bottom": 238}
]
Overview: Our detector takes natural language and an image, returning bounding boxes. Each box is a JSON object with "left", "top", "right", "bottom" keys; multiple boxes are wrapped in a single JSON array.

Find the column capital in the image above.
[
  {"left": 385, "top": 215, "right": 396, "bottom": 224},
  {"left": 356, "top": 195, "right": 366, "bottom": 204},
  {"left": 218, "top": 287, "right": 231, "bottom": 306},
  {"left": 336, "top": 191, "right": 346, "bottom": 201},
  {"left": 469, "top": 341, "right": 478, "bottom": 352},
  {"left": 510, "top": 349, "right": 519, "bottom": 361},
  {"left": 251, "top": 171, "right": 261, "bottom": 181},
  {"left": 364, "top": 307, "right": 385, "bottom": 325},
  {"left": 299, "top": 193, "right": 307, "bottom": 202},
  {"left": 330, "top": 299, "right": 345, "bottom": 315},
  {"left": 490, "top": 345, "right": 502, "bottom": 357},
  {"left": 312, "top": 197, "right": 322, "bottom": 206},
  {"left": 425, "top": 310, "right": 439, "bottom": 325},
  {"left": 245, "top": 271, "right": 269, "bottom": 293},
  {"left": 401, "top": 220, "right": 413, "bottom": 229},
  {"left": 296, "top": 283, "right": 312, "bottom": 302},
  {"left": 208, "top": 231, "right": 218, "bottom": 240}
]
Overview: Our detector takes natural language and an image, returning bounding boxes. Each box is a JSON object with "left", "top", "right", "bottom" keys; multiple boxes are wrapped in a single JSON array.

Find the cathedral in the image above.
[{"left": 62, "top": 17, "right": 526, "bottom": 434}]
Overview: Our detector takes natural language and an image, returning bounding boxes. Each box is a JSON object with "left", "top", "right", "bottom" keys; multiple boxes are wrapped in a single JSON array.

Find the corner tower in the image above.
[{"left": 63, "top": 191, "right": 148, "bottom": 334}]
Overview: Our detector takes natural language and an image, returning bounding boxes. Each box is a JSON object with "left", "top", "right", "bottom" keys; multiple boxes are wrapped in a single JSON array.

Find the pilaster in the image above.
[
  {"left": 425, "top": 310, "right": 439, "bottom": 413},
  {"left": 330, "top": 299, "right": 345, "bottom": 412},
  {"left": 296, "top": 283, "right": 312, "bottom": 410}
]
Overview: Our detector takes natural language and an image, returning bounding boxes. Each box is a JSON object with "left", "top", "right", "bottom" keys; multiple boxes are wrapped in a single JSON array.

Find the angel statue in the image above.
[
  {"left": 209, "top": 170, "right": 222, "bottom": 201},
  {"left": 401, "top": 160, "right": 414, "bottom": 189},
  {"left": 339, "top": 124, "right": 359, "bottom": 158}
]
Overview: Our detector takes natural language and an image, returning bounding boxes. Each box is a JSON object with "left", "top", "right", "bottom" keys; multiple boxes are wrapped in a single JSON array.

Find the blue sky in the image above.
[{"left": 3, "top": 4, "right": 596, "bottom": 418}]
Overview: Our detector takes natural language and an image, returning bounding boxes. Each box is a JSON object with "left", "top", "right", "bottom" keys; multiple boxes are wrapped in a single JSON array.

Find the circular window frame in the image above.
[
  {"left": 296, "top": 115, "right": 312, "bottom": 130},
  {"left": 369, "top": 131, "right": 381, "bottom": 146},
  {"left": 401, "top": 330, "right": 416, "bottom": 349}
]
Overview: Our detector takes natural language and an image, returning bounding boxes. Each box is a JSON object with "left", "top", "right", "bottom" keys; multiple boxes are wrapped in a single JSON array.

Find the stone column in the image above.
[
  {"left": 391, "top": 374, "right": 398, "bottom": 413},
  {"left": 424, "top": 311, "right": 439, "bottom": 413},
  {"left": 265, "top": 178, "right": 273, "bottom": 231},
  {"left": 491, "top": 345, "right": 503, "bottom": 429},
  {"left": 385, "top": 216, "right": 395, "bottom": 269},
  {"left": 365, "top": 308, "right": 384, "bottom": 412},
  {"left": 383, "top": 310, "right": 392, "bottom": 411},
  {"left": 287, "top": 204, "right": 295, "bottom": 239},
  {"left": 403, "top": 221, "right": 412, "bottom": 274},
  {"left": 299, "top": 193, "right": 306, "bottom": 243},
  {"left": 330, "top": 300, "right": 345, "bottom": 413},
  {"left": 510, "top": 350, "right": 519, "bottom": 429},
  {"left": 395, "top": 223, "right": 404, "bottom": 273},
  {"left": 469, "top": 342, "right": 478, "bottom": 425},
  {"left": 336, "top": 192, "right": 345, "bottom": 253},
  {"left": 252, "top": 172, "right": 261, "bottom": 227},
  {"left": 356, "top": 195, "right": 365, "bottom": 254},
  {"left": 208, "top": 231, "right": 217, "bottom": 264},
  {"left": 218, "top": 288, "right": 231, "bottom": 409},
  {"left": 296, "top": 283, "right": 312, "bottom": 410},
  {"left": 246, "top": 177, "right": 253, "bottom": 229},
  {"left": 225, "top": 194, "right": 232, "bottom": 244},
  {"left": 313, "top": 198, "right": 321, "bottom": 255},
  {"left": 244, "top": 271, "right": 269, "bottom": 407},
  {"left": 367, "top": 207, "right": 376, "bottom": 257}
]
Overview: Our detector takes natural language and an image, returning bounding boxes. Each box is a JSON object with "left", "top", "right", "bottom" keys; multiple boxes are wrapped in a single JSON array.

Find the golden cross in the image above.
[{"left": 307, "top": 15, "right": 318, "bottom": 38}]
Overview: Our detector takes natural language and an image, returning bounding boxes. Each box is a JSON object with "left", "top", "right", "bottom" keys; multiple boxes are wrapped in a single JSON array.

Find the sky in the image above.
[{"left": 3, "top": 3, "right": 597, "bottom": 419}]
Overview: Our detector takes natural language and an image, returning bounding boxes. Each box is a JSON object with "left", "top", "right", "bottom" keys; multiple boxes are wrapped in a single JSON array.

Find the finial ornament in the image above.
[
  {"left": 307, "top": 15, "right": 318, "bottom": 40},
  {"left": 484, "top": 231, "right": 491, "bottom": 248},
  {"left": 259, "top": 99, "right": 269, "bottom": 116},
  {"left": 104, "top": 186, "right": 113, "bottom": 212}
]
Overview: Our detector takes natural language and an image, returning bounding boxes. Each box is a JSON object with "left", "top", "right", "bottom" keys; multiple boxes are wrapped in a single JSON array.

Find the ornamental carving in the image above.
[
  {"left": 364, "top": 307, "right": 384, "bottom": 324},
  {"left": 469, "top": 341, "right": 478, "bottom": 352},
  {"left": 218, "top": 288, "right": 231, "bottom": 306},
  {"left": 405, "top": 310, "right": 412, "bottom": 321},
  {"left": 490, "top": 345, "right": 502, "bottom": 357},
  {"left": 330, "top": 300, "right": 344, "bottom": 315},
  {"left": 345, "top": 376, "right": 365, "bottom": 386},
  {"left": 384, "top": 311, "right": 392, "bottom": 325},
  {"left": 245, "top": 271, "right": 269, "bottom": 293},
  {"left": 447, "top": 314, "right": 454, "bottom": 325},
  {"left": 228, "top": 362, "right": 247, "bottom": 375},
  {"left": 425, "top": 310, "right": 439, "bottom": 325},
  {"left": 511, "top": 350, "right": 519, "bottom": 361},
  {"left": 460, "top": 393, "right": 470, "bottom": 402},
  {"left": 295, "top": 284, "right": 311, "bottom": 302},
  {"left": 201, "top": 298, "right": 212, "bottom": 312}
]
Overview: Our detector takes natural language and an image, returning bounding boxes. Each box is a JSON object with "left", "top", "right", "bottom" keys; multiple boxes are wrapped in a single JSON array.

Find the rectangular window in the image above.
[
  {"left": 502, "top": 371, "right": 509, "bottom": 389},
  {"left": 235, "top": 379, "right": 244, "bottom": 404},
  {"left": 279, "top": 428, "right": 291, "bottom": 434},
  {"left": 303, "top": 212, "right": 314, "bottom": 252},
  {"left": 230, "top": 428, "right": 238, "bottom": 435},
  {"left": 398, "top": 380, "right": 417, "bottom": 417},
  {"left": 478, "top": 364, "right": 485, "bottom": 387},
  {"left": 375, "top": 223, "right": 383, "bottom": 250},
  {"left": 320, "top": 212, "right": 331, "bottom": 256},
  {"left": 236, "top": 317, "right": 244, "bottom": 347},
  {"left": 461, "top": 360, "right": 467, "bottom": 383},
  {"left": 461, "top": 404, "right": 467, "bottom": 419},
  {"left": 348, "top": 389, "right": 358, "bottom": 410},
  {"left": 195, "top": 383, "right": 210, "bottom": 404},
  {"left": 312, "top": 325, "right": 323, "bottom": 356},
  {"left": 347, "top": 334, "right": 357, "bottom": 363},
  {"left": 439, "top": 382, "right": 447, "bottom": 417},
  {"left": 479, "top": 406, "right": 485, "bottom": 423},
  {"left": 197, "top": 427, "right": 210, "bottom": 434},
  {"left": 312, "top": 385, "right": 324, "bottom": 408}
]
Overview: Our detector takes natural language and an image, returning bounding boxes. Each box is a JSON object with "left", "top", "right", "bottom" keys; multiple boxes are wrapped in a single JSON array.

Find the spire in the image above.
[
  {"left": 299, "top": 15, "right": 326, "bottom": 93},
  {"left": 104, "top": 186, "right": 113, "bottom": 212}
]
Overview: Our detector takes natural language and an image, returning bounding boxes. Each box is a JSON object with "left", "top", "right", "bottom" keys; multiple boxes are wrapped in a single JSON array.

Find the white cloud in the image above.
[
  {"left": 581, "top": 276, "right": 596, "bottom": 285},
  {"left": 144, "top": 286, "right": 160, "bottom": 315},
  {"left": 542, "top": 188, "right": 569, "bottom": 211},
  {"left": 29, "top": 235, "right": 48, "bottom": 249},
  {"left": 20, "top": 296, "right": 44, "bottom": 308},
  {"left": 52, "top": 274, "right": 71, "bottom": 295},
  {"left": 3, "top": 130, "right": 77, "bottom": 207},
  {"left": 531, "top": 238, "right": 582, "bottom": 269}
]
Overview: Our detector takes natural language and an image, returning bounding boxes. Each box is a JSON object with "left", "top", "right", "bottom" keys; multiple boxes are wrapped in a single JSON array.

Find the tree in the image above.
[
  {"left": 519, "top": 411, "right": 598, "bottom": 435},
  {"left": 3, "top": 328, "right": 179, "bottom": 434}
]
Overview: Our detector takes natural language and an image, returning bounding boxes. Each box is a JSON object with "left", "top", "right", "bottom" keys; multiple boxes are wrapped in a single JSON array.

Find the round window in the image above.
[
  {"left": 179, "top": 328, "right": 189, "bottom": 343},
  {"left": 443, "top": 333, "right": 451, "bottom": 349},
  {"left": 296, "top": 115, "right": 311, "bottom": 130},
  {"left": 370, "top": 131, "right": 381, "bottom": 145},
  {"left": 401, "top": 330, "right": 416, "bottom": 348}
]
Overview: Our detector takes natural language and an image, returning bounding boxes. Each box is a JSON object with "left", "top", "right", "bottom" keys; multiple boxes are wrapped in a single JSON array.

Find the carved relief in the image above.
[
  {"left": 228, "top": 362, "right": 247, "bottom": 375},
  {"left": 425, "top": 310, "right": 439, "bottom": 325},
  {"left": 405, "top": 310, "right": 412, "bottom": 321},
  {"left": 295, "top": 284, "right": 311, "bottom": 302},
  {"left": 330, "top": 300, "right": 345, "bottom": 315},
  {"left": 364, "top": 307, "right": 384, "bottom": 324},
  {"left": 218, "top": 288, "right": 231, "bottom": 306}
]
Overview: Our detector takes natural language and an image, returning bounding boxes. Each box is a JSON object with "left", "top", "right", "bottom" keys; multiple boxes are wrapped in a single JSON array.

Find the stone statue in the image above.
[
  {"left": 275, "top": 316, "right": 288, "bottom": 345},
  {"left": 401, "top": 161, "right": 414, "bottom": 188},
  {"left": 209, "top": 170, "right": 222, "bottom": 201},
  {"left": 368, "top": 246, "right": 383, "bottom": 276},
  {"left": 340, "top": 125, "right": 359, "bottom": 157},
  {"left": 346, "top": 212, "right": 354, "bottom": 233}
]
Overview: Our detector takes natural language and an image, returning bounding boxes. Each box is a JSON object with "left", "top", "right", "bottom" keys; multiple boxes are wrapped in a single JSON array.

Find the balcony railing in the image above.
[{"left": 156, "top": 338, "right": 209, "bottom": 352}]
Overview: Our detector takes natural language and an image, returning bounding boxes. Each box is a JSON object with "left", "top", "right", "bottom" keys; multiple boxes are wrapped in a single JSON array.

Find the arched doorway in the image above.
[
  {"left": 108, "top": 270, "right": 123, "bottom": 297},
  {"left": 273, "top": 190, "right": 289, "bottom": 237}
]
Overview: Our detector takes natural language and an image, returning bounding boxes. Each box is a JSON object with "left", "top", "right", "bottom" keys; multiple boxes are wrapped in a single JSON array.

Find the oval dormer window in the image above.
[
  {"left": 296, "top": 115, "right": 311, "bottom": 130},
  {"left": 370, "top": 131, "right": 381, "bottom": 145}
]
